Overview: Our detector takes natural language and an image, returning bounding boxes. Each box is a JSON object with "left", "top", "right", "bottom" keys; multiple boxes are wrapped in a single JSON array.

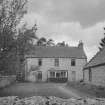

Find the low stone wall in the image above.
[
  {"left": 0, "top": 75, "right": 16, "bottom": 88},
  {"left": 0, "top": 96, "right": 105, "bottom": 105}
]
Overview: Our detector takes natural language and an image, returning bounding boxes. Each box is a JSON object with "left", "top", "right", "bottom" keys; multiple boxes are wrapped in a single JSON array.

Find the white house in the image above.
[{"left": 25, "top": 41, "right": 87, "bottom": 82}]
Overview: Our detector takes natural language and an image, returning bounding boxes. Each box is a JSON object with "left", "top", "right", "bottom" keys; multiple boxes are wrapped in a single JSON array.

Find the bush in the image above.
[
  {"left": 79, "top": 79, "right": 84, "bottom": 83},
  {"left": 16, "top": 72, "right": 25, "bottom": 82}
]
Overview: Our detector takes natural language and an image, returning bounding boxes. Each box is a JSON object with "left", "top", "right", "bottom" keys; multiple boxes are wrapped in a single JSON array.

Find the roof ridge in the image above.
[
  {"left": 26, "top": 45, "right": 87, "bottom": 59},
  {"left": 34, "top": 45, "right": 77, "bottom": 47}
]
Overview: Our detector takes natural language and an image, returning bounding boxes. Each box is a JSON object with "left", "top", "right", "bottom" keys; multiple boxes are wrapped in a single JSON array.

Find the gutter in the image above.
[{"left": 83, "top": 63, "right": 105, "bottom": 70}]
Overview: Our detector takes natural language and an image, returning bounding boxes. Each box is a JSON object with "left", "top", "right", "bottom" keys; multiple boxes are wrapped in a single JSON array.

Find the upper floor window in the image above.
[
  {"left": 71, "top": 59, "right": 76, "bottom": 66},
  {"left": 55, "top": 58, "right": 59, "bottom": 66},
  {"left": 38, "top": 58, "right": 42, "bottom": 66}
]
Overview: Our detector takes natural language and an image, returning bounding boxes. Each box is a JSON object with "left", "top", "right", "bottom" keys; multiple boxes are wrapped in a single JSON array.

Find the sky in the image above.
[{"left": 23, "top": 0, "right": 105, "bottom": 61}]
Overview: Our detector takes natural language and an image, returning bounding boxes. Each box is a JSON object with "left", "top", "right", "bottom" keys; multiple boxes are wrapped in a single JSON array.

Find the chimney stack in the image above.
[{"left": 78, "top": 40, "right": 83, "bottom": 49}]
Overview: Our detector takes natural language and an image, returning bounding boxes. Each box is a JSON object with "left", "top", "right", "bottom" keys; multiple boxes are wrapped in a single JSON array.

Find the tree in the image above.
[
  {"left": 14, "top": 23, "right": 38, "bottom": 77},
  {"left": 0, "top": 0, "right": 27, "bottom": 75},
  {"left": 56, "top": 41, "right": 67, "bottom": 47},
  {"left": 47, "top": 39, "right": 55, "bottom": 46},
  {"left": 17, "top": 23, "right": 38, "bottom": 60},
  {"left": 36, "top": 37, "right": 47, "bottom": 46},
  {"left": 36, "top": 37, "right": 55, "bottom": 46},
  {"left": 99, "top": 28, "right": 105, "bottom": 50}
]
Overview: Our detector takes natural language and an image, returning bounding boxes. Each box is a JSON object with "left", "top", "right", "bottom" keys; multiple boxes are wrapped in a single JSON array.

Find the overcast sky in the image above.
[{"left": 23, "top": 0, "right": 105, "bottom": 60}]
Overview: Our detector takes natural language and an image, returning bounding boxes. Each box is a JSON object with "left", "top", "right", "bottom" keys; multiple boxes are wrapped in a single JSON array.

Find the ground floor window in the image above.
[
  {"left": 50, "top": 72, "right": 55, "bottom": 78},
  {"left": 49, "top": 71, "right": 67, "bottom": 78},
  {"left": 61, "top": 71, "right": 66, "bottom": 78},
  {"left": 56, "top": 72, "right": 60, "bottom": 78},
  {"left": 48, "top": 70, "right": 68, "bottom": 82}
]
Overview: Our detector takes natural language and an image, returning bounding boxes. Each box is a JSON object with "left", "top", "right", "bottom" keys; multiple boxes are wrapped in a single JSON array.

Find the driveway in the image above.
[{"left": 0, "top": 83, "right": 91, "bottom": 98}]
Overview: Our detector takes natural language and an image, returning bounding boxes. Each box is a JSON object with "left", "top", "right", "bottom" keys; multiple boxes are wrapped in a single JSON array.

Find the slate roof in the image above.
[
  {"left": 84, "top": 47, "right": 105, "bottom": 69},
  {"left": 25, "top": 46, "right": 87, "bottom": 59}
]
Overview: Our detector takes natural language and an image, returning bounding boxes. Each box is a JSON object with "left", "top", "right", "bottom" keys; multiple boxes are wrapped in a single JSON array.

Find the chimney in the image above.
[{"left": 78, "top": 40, "right": 83, "bottom": 49}]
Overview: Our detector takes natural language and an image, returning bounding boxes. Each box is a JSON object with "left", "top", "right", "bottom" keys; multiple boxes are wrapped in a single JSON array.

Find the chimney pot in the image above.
[{"left": 78, "top": 40, "right": 83, "bottom": 49}]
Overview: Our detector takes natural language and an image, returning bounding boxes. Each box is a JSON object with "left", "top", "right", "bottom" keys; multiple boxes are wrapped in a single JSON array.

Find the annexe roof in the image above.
[
  {"left": 25, "top": 46, "right": 87, "bottom": 59},
  {"left": 84, "top": 47, "right": 105, "bottom": 69}
]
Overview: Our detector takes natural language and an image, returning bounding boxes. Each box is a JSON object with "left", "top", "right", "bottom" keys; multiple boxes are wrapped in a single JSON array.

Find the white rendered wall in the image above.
[{"left": 25, "top": 57, "right": 87, "bottom": 82}]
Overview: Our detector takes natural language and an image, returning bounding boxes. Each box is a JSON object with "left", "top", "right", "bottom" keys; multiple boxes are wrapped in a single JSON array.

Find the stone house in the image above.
[
  {"left": 83, "top": 47, "right": 105, "bottom": 86},
  {"left": 25, "top": 42, "right": 87, "bottom": 82}
]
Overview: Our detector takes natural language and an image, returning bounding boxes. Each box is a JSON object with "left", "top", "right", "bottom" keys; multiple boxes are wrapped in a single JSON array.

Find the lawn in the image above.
[
  {"left": 0, "top": 83, "right": 71, "bottom": 98},
  {"left": 67, "top": 81, "right": 105, "bottom": 98}
]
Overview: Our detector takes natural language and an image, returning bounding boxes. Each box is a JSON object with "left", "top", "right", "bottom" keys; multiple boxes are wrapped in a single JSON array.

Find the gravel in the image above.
[{"left": 0, "top": 96, "right": 105, "bottom": 105}]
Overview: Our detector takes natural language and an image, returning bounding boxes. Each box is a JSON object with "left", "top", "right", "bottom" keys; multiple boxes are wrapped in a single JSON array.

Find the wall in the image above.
[
  {"left": 0, "top": 75, "right": 16, "bottom": 88},
  {"left": 83, "top": 69, "right": 89, "bottom": 82},
  {"left": 91, "top": 65, "right": 105, "bottom": 86},
  {"left": 25, "top": 57, "right": 86, "bottom": 82},
  {"left": 84, "top": 65, "right": 105, "bottom": 86}
]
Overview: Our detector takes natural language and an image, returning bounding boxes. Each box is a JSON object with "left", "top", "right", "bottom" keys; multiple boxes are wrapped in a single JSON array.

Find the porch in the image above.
[{"left": 47, "top": 70, "right": 68, "bottom": 83}]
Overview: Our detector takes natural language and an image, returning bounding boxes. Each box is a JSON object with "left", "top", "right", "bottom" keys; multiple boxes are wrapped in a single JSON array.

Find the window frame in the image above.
[
  {"left": 50, "top": 71, "right": 55, "bottom": 78},
  {"left": 61, "top": 71, "right": 66, "bottom": 78},
  {"left": 54, "top": 58, "right": 59, "bottom": 67},
  {"left": 71, "top": 59, "right": 76, "bottom": 66},
  {"left": 38, "top": 58, "right": 42, "bottom": 66}
]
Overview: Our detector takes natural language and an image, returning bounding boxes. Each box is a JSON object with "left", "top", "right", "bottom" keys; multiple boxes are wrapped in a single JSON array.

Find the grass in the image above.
[
  {"left": 67, "top": 81, "right": 105, "bottom": 98},
  {"left": 0, "top": 83, "right": 70, "bottom": 98}
]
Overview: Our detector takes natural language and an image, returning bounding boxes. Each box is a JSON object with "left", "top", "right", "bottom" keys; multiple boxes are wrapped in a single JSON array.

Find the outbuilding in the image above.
[{"left": 83, "top": 47, "right": 105, "bottom": 86}]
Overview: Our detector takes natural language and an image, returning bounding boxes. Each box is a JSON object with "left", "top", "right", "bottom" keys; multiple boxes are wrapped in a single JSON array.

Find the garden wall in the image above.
[{"left": 0, "top": 75, "right": 16, "bottom": 88}]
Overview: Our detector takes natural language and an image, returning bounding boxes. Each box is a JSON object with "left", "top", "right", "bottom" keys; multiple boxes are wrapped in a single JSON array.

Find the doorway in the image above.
[
  {"left": 37, "top": 71, "right": 42, "bottom": 81},
  {"left": 72, "top": 71, "right": 76, "bottom": 81}
]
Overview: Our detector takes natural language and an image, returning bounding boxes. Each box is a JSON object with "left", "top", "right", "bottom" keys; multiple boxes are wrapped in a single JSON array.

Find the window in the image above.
[
  {"left": 56, "top": 72, "right": 60, "bottom": 78},
  {"left": 38, "top": 58, "right": 42, "bottom": 66},
  {"left": 50, "top": 72, "right": 55, "bottom": 78},
  {"left": 49, "top": 71, "right": 67, "bottom": 79},
  {"left": 56, "top": 71, "right": 67, "bottom": 78},
  {"left": 55, "top": 58, "right": 59, "bottom": 66},
  {"left": 71, "top": 59, "right": 76, "bottom": 66},
  {"left": 61, "top": 72, "right": 66, "bottom": 78}
]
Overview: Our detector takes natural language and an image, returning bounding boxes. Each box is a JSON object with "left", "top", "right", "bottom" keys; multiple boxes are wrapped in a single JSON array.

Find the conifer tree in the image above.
[{"left": 99, "top": 28, "right": 105, "bottom": 50}]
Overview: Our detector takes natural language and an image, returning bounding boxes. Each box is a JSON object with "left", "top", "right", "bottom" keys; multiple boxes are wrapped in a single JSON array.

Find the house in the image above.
[
  {"left": 83, "top": 47, "right": 105, "bottom": 86},
  {"left": 25, "top": 41, "right": 87, "bottom": 82}
]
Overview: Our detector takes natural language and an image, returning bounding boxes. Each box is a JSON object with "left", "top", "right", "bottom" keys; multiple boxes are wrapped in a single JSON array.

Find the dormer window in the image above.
[
  {"left": 71, "top": 59, "right": 76, "bottom": 66},
  {"left": 38, "top": 58, "right": 42, "bottom": 66},
  {"left": 55, "top": 58, "right": 59, "bottom": 66}
]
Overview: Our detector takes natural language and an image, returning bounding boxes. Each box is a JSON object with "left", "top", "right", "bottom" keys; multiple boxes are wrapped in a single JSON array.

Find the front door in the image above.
[
  {"left": 37, "top": 71, "right": 42, "bottom": 81},
  {"left": 72, "top": 71, "right": 76, "bottom": 81}
]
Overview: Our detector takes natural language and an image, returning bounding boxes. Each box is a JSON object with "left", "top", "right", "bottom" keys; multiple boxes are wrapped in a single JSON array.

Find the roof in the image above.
[
  {"left": 84, "top": 47, "right": 105, "bottom": 69},
  {"left": 25, "top": 46, "right": 87, "bottom": 59}
]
